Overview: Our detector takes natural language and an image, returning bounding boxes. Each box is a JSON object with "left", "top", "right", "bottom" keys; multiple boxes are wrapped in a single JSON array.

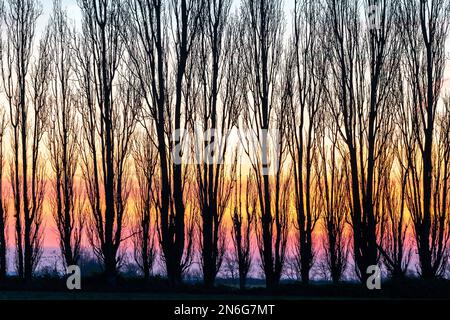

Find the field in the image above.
[{"left": 1, "top": 278, "right": 450, "bottom": 300}]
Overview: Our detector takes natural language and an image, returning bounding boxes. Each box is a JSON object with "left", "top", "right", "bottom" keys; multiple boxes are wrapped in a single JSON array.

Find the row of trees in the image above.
[{"left": 0, "top": 0, "right": 449, "bottom": 289}]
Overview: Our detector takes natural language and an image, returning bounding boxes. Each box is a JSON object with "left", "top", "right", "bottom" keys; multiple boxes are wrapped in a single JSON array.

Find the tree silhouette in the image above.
[
  {"left": 286, "top": 0, "right": 325, "bottom": 284},
  {"left": 240, "top": 0, "right": 290, "bottom": 289},
  {"left": 125, "top": 0, "right": 201, "bottom": 286},
  {"left": 76, "top": 0, "right": 138, "bottom": 285},
  {"left": 324, "top": 0, "right": 399, "bottom": 281},
  {"left": 1, "top": 0, "right": 46, "bottom": 282},
  {"left": 190, "top": 0, "right": 241, "bottom": 288},
  {"left": 231, "top": 164, "right": 255, "bottom": 290},
  {"left": 316, "top": 111, "right": 349, "bottom": 284},
  {"left": 0, "top": 110, "right": 7, "bottom": 281},
  {"left": 132, "top": 132, "right": 158, "bottom": 281},
  {"left": 398, "top": 0, "right": 450, "bottom": 280},
  {"left": 378, "top": 69, "right": 412, "bottom": 279},
  {"left": 0, "top": 0, "right": 447, "bottom": 289},
  {"left": 47, "top": 0, "right": 84, "bottom": 268}
]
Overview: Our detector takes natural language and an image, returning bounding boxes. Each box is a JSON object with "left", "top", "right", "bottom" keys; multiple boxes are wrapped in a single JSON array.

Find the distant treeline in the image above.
[{"left": 0, "top": 0, "right": 449, "bottom": 289}]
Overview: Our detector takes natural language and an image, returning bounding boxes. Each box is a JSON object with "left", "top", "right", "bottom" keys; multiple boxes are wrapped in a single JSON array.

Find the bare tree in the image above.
[
  {"left": 167, "top": 0, "right": 203, "bottom": 285},
  {"left": 316, "top": 113, "right": 349, "bottom": 284},
  {"left": 240, "top": 0, "right": 290, "bottom": 289},
  {"left": 231, "top": 164, "right": 255, "bottom": 290},
  {"left": 0, "top": 111, "right": 7, "bottom": 281},
  {"left": 1, "top": 0, "right": 45, "bottom": 282},
  {"left": 48, "top": 0, "right": 83, "bottom": 268},
  {"left": 76, "top": 0, "right": 137, "bottom": 285},
  {"left": 0, "top": 0, "right": 6, "bottom": 282},
  {"left": 28, "top": 13, "right": 51, "bottom": 281},
  {"left": 132, "top": 132, "right": 158, "bottom": 281},
  {"left": 379, "top": 171, "right": 412, "bottom": 279},
  {"left": 286, "top": 0, "right": 325, "bottom": 284},
  {"left": 378, "top": 73, "right": 412, "bottom": 279},
  {"left": 124, "top": 0, "right": 202, "bottom": 286},
  {"left": 190, "top": 0, "right": 241, "bottom": 288},
  {"left": 398, "top": 0, "right": 450, "bottom": 279},
  {"left": 324, "top": 0, "right": 399, "bottom": 281}
]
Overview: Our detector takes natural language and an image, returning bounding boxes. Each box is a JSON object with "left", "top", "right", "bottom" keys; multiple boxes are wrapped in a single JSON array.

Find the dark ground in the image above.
[{"left": 1, "top": 276, "right": 450, "bottom": 300}]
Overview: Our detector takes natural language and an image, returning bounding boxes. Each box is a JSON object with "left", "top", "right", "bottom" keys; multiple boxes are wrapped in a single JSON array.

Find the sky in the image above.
[
  {"left": 37, "top": 0, "right": 297, "bottom": 32},
  {"left": 30, "top": 0, "right": 296, "bottom": 249},
  {"left": 5, "top": 0, "right": 450, "bottom": 258},
  {"left": 39, "top": 0, "right": 81, "bottom": 30}
]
